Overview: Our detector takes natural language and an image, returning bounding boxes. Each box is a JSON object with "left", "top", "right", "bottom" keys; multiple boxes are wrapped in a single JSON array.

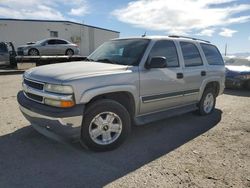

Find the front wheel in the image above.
[
  {"left": 81, "top": 99, "right": 131, "bottom": 151},
  {"left": 198, "top": 88, "right": 216, "bottom": 115},
  {"left": 28, "top": 48, "right": 39, "bottom": 56}
]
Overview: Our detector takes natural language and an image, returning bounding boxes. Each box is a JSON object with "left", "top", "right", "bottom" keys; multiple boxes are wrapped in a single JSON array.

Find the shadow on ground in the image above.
[
  {"left": 0, "top": 110, "right": 222, "bottom": 188},
  {"left": 224, "top": 88, "right": 250, "bottom": 97}
]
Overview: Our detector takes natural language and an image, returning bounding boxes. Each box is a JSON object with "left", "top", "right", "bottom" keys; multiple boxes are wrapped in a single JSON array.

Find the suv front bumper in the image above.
[{"left": 17, "top": 91, "right": 84, "bottom": 142}]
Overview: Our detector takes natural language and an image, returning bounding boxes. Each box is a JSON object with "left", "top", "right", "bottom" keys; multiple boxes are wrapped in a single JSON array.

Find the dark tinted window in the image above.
[
  {"left": 47, "top": 40, "right": 56, "bottom": 45},
  {"left": 180, "top": 42, "right": 203, "bottom": 66},
  {"left": 56, "top": 40, "right": 68, "bottom": 44},
  {"left": 0, "top": 43, "right": 8, "bottom": 53},
  {"left": 201, "top": 44, "right": 224, "bottom": 65},
  {"left": 149, "top": 40, "right": 179, "bottom": 67}
]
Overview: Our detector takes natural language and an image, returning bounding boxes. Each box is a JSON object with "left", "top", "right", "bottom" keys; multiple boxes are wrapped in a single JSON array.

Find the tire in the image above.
[
  {"left": 198, "top": 87, "right": 216, "bottom": 115},
  {"left": 65, "top": 49, "right": 74, "bottom": 56},
  {"left": 28, "top": 48, "right": 39, "bottom": 56},
  {"left": 81, "top": 99, "right": 131, "bottom": 151}
]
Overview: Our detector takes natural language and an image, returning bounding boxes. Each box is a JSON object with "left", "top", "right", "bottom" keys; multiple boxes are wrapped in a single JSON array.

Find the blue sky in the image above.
[{"left": 0, "top": 0, "right": 249, "bottom": 54}]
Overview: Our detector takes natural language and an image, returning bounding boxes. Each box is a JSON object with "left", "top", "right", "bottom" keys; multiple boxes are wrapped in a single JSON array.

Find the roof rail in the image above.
[{"left": 168, "top": 35, "right": 210, "bottom": 43}]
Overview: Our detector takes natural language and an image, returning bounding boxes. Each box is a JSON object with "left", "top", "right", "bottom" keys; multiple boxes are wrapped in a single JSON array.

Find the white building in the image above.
[{"left": 0, "top": 18, "right": 120, "bottom": 56}]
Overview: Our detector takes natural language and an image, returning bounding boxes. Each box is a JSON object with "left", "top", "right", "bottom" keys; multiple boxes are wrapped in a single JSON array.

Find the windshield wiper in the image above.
[{"left": 96, "top": 58, "right": 117, "bottom": 64}]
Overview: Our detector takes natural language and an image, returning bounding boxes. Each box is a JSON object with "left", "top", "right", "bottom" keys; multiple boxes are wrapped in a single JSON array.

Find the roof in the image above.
[
  {"left": 0, "top": 18, "right": 120, "bottom": 33},
  {"left": 114, "top": 35, "right": 211, "bottom": 44}
]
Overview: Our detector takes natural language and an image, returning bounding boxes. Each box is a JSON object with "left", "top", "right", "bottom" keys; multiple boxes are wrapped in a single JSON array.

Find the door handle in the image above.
[
  {"left": 201, "top": 71, "right": 206, "bottom": 76},
  {"left": 176, "top": 73, "right": 184, "bottom": 79}
]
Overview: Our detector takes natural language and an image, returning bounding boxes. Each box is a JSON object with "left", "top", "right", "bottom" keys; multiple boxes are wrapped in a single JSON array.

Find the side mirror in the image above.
[{"left": 146, "top": 56, "right": 167, "bottom": 69}]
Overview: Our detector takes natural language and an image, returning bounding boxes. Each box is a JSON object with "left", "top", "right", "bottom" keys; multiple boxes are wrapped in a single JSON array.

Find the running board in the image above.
[{"left": 134, "top": 104, "right": 198, "bottom": 126}]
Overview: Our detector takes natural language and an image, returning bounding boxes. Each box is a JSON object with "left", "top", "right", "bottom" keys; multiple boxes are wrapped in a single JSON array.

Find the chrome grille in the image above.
[
  {"left": 24, "top": 78, "right": 44, "bottom": 90},
  {"left": 25, "top": 92, "right": 43, "bottom": 102},
  {"left": 23, "top": 78, "right": 45, "bottom": 103}
]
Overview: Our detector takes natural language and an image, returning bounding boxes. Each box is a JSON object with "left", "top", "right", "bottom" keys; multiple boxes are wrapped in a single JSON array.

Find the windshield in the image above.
[
  {"left": 87, "top": 39, "right": 150, "bottom": 66},
  {"left": 225, "top": 58, "right": 250, "bottom": 66},
  {"left": 36, "top": 39, "right": 47, "bottom": 45}
]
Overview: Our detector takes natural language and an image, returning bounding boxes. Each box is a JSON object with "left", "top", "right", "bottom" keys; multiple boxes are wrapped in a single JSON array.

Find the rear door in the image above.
[
  {"left": 180, "top": 41, "right": 207, "bottom": 103},
  {"left": 0, "top": 42, "right": 9, "bottom": 65},
  {"left": 55, "top": 39, "right": 68, "bottom": 55}
]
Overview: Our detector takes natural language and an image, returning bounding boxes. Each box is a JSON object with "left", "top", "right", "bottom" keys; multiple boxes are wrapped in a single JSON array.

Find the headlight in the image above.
[
  {"left": 44, "top": 84, "right": 73, "bottom": 94},
  {"left": 44, "top": 98, "right": 75, "bottom": 108}
]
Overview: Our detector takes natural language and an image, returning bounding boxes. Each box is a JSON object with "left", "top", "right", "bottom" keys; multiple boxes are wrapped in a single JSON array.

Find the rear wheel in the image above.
[
  {"left": 28, "top": 48, "right": 39, "bottom": 56},
  {"left": 198, "top": 87, "right": 216, "bottom": 115},
  {"left": 65, "top": 49, "right": 74, "bottom": 56},
  {"left": 80, "top": 99, "right": 131, "bottom": 151}
]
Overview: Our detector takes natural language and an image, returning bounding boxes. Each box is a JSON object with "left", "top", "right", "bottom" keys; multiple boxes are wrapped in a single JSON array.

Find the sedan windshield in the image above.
[{"left": 87, "top": 39, "right": 150, "bottom": 66}]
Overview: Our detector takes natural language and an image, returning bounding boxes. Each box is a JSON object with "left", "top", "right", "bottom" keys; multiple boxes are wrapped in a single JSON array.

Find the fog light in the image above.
[{"left": 44, "top": 98, "right": 75, "bottom": 108}]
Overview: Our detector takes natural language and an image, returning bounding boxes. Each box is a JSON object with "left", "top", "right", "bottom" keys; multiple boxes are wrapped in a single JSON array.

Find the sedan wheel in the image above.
[{"left": 28, "top": 49, "right": 39, "bottom": 56}]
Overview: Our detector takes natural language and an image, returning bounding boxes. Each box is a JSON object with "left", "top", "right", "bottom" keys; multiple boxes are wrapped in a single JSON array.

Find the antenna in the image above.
[{"left": 142, "top": 32, "right": 147, "bottom": 37}]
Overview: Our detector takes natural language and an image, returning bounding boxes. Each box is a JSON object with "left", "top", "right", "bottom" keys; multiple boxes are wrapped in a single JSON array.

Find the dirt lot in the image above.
[{"left": 0, "top": 74, "right": 249, "bottom": 188}]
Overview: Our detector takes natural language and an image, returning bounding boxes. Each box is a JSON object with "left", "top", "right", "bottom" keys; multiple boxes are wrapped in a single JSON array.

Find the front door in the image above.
[{"left": 139, "top": 40, "right": 186, "bottom": 115}]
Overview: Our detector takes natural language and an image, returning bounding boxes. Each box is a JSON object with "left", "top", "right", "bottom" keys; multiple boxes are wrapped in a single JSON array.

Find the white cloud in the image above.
[
  {"left": 69, "top": 6, "right": 88, "bottom": 16},
  {"left": 196, "top": 29, "right": 215, "bottom": 37},
  {"left": 0, "top": 0, "right": 89, "bottom": 20},
  {"left": 219, "top": 28, "right": 237, "bottom": 37},
  {"left": 112, "top": 0, "right": 250, "bottom": 36}
]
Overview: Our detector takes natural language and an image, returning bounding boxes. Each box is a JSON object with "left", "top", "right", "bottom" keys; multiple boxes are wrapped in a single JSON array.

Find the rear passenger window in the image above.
[
  {"left": 56, "top": 40, "right": 68, "bottom": 44},
  {"left": 149, "top": 40, "right": 179, "bottom": 67},
  {"left": 180, "top": 42, "right": 203, "bottom": 67},
  {"left": 201, "top": 44, "right": 224, "bottom": 65}
]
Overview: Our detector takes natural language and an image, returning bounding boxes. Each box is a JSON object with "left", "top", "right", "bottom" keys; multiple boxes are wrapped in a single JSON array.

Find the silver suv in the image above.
[
  {"left": 17, "top": 38, "right": 80, "bottom": 56},
  {"left": 17, "top": 36, "right": 225, "bottom": 151}
]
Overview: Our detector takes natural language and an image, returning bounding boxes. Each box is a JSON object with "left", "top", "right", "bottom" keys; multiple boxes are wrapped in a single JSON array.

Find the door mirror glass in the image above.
[{"left": 146, "top": 56, "right": 167, "bottom": 69}]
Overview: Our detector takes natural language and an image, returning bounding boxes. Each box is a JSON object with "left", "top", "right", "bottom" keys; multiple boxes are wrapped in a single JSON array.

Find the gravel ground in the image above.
[{"left": 0, "top": 74, "right": 249, "bottom": 188}]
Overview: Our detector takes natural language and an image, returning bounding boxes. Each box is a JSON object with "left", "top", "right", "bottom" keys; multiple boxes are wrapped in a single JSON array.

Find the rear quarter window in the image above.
[{"left": 201, "top": 44, "right": 224, "bottom": 65}]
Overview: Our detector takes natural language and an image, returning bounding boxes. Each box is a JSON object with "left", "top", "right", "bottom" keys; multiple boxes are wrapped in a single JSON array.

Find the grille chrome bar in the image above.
[{"left": 24, "top": 78, "right": 44, "bottom": 90}]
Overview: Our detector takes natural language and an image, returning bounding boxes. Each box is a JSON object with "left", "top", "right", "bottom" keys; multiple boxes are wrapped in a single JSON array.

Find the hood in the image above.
[
  {"left": 24, "top": 61, "right": 129, "bottom": 83},
  {"left": 226, "top": 65, "right": 250, "bottom": 73}
]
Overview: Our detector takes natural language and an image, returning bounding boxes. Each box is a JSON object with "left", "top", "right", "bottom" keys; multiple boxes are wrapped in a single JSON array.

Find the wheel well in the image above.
[
  {"left": 86, "top": 92, "right": 136, "bottom": 118},
  {"left": 205, "top": 81, "right": 220, "bottom": 96}
]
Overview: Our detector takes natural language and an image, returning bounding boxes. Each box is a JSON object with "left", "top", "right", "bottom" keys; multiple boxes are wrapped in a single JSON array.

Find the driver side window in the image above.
[{"left": 149, "top": 40, "right": 179, "bottom": 67}]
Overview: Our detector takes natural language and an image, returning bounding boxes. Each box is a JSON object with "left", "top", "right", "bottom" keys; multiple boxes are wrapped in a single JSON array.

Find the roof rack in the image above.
[{"left": 168, "top": 35, "right": 210, "bottom": 43}]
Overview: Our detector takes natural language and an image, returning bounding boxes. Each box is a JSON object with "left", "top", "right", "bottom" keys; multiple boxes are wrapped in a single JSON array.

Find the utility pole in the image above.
[{"left": 225, "top": 43, "right": 227, "bottom": 56}]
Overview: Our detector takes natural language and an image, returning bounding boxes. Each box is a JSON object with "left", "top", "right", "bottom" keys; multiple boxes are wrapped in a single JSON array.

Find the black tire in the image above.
[
  {"left": 65, "top": 49, "right": 74, "bottom": 56},
  {"left": 198, "top": 87, "right": 216, "bottom": 115},
  {"left": 28, "top": 48, "right": 39, "bottom": 56},
  {"left": 81, "top": 99, "right": 131, "bottom": 151}
]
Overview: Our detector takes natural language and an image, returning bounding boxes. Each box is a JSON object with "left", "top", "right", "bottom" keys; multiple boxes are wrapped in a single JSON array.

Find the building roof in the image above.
[{"left": 0, "top": 18, "right": 120, "bottom": 33}]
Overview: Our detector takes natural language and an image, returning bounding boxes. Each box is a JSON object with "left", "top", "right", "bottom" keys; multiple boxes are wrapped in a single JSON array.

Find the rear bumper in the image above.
[{"left": 17, "top": 91, "right": 84, "bottom": 142}]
